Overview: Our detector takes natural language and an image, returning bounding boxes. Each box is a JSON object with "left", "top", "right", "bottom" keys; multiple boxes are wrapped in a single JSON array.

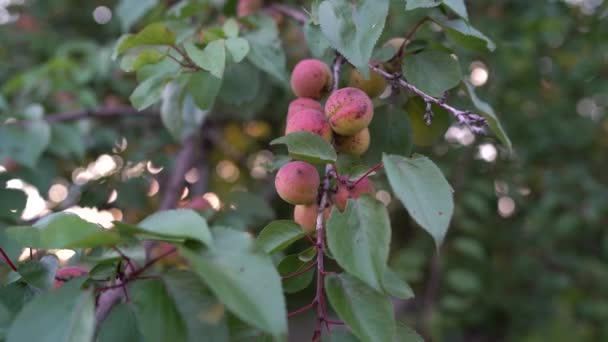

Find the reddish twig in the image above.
[
  {"left": 267, "top": 3, "right": 309, "bottom": 24},
  {"left": 288, "top": 301, "right": 316, "bottom": 318},
  {"left": 282, "top": 262, "right": 317, "bottom": 280},
  {"left": 325, "top": 319, "right": 345, "bottom": 325},
  {"left": 397, "top": 17, "right": 430, "bottom": 58},
  {"left": 352, "top": 162, "right": 384, "bottom": 188},
  {"left": 0, "top": 247, "right": 17, "bottom": 272}
]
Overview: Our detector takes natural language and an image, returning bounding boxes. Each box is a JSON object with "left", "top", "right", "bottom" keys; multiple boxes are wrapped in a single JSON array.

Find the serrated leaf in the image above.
[
  {"left": 6, "top": 213, "right": 122, "bottom": 249},
  {"left": 0, "top": 120, "right": 50, "bottom": 168},
  {"left": 129, "top": 280, "right": 187, "bottom": 342},
  {"left": 270, "top": 131, "right": 337, "bottom": 164},
  {"left": 434, "top": 17, "right": 495, "bottom": 51},
  {"left": 6, "top": 281, "right": 95, "bottom": 342},
  {"left": 402, "top": 50, "right": 462, "bottom": 97},
  {"left": 319, "top": 0, "right": 389, "bottom": 76},
  {"left": 303, "top": 23, "right": 331, "bottom": 58},
  {"left": 117, "top": 23, "right": 176, "bottom": 55},
  {"left": 256, "top": 220, "right": 305, "bottom": 254},
  {"left": 326, "top": 196, "right": 390, "bottom": 291},
  {"left": 116, "top": 0, "right": 158, "bottom": 32},
  {"left": 161, "top": 81, "right": 209, "bottom": 142},
  {"left": 383, "top": 154, "right": 454, "bottom": 247},
  {"left": 185, "top": 40, "right": 226, "bottom": 79},
  {"left": 383, "top": 267, "right": 414, "bottom": 300},
  {"left": 464, "top": 81, "right": 512, "bottom": 150},
  {"left": 325, "top": 273, "right": 395, "bottom": 342},
  {"left": 137, "top": 209, "right": 212, "bottom": 245},
  {"left": 225, "top": 38, "right": 250, "bottom": 63},
  {"left": 181, "top": 228, "right": 287, "bottom": 339}
]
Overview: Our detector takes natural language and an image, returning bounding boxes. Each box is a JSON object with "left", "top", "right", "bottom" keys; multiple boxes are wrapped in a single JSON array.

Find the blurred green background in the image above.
[{"left": 1, "top": 0, "right": 607, "bottom": 341}]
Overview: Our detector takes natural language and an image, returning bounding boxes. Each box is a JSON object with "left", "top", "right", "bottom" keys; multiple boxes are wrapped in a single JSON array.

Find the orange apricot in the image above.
[
  {"left": 325, "top": 87, "right": 374, "bottom": 136},
  {"left": 290, "top": 59, "right": 333, "bottom": 99}
]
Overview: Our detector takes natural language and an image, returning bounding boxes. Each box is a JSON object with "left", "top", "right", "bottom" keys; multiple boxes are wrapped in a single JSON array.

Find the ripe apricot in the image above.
[
  {"left": 275, "top": 161, "right": 320, "bottom": 205},
  {"left": 287, "top": 98, "right": 323, "bottom": 122},
  {"left": 293, "top": 204, "right": 331, "bottom": 234},
  {"left": 54, "top": 266, "right": 88, "bottom": 288},
  {"left": 348, "top": 68, "right": 387, "bottom": 98},
  {"left": 332, "top": 177, "right": 375, "bottom": 212},
  {"left": 325, "top": 87, "right": 374, "bottom": 136},
  {"left": 236, "top": 0, "right": 263, "bottom": 17},
  {"left": 290, "top": 59, "right": 333, "bottom": 99},
  {"left": 334, "top": 128, "right": 370, "bottom": 156},
  {"left": 285, "top": 109, "right": 333, "bottom": 142}
]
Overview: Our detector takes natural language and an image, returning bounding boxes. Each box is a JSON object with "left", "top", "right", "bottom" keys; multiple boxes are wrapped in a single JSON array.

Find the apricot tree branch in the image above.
[
  {"left": 397, "top": 16, "right": 430, "bottom": 58},
  {"left": 368, "top": 63, "right": 488, "bottom": 133}
]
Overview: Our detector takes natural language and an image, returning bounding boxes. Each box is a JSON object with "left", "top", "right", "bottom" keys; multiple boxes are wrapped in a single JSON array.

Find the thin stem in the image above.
[
  {"left": 288, "top": 301, "right": 316, "bottom": 318},
  {"left": 282, "top": 262, "right": 317, "bottom": 280},
  {"left": 369, "top": 63, "right": 488, "bottom": 133},
  {"left": 267, "top": 4, "right": 309, "bottom": 24},
  {"left": 112, "top": 247, "right": 137, "bottom": 270},
  {"left": 0, "top": 247, "right": 17, "bottom": 272},
  {"left": 397, "top": 17, "right": 430, "bottom": 58},
  {"left": 352, "top": 162, "right": 384, "bottom": 187},
  {"left": 325, "top": 319, "right": 345, "bottom": 325}
]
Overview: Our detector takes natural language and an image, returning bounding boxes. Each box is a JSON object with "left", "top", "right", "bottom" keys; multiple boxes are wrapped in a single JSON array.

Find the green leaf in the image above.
[
  {"left": 17, "top": 255, "right": 59, "bottom": 291},
  {"left": 129, "top": 280, "right": 187, "bottom": 342},
  {"left": 326, "top": 196, "right": 391, "bottom": 291},
  {"left": 137, "top": 209, "right": 212, "bottom": 245},
  {"left": 96, "top": 304, "right": 144, "bottom": 342},
  {"left": 405, "top": 0, "right": 441, "bottom": 10},
  {"left": 115, "top": 0, "right": 158, "bottom": 32},
  {"left": 434, "top": 17, "right": 495, "bottom": 51},
  {"left": 278, "top": 255, "right": 315, "bottom": 293},
  {"left": 181, "top": 228, "right": 287, "bottom": 339},
  {"left": 162, "top": 270, "right": 229, "bottom": 342},
  {"left": 464, "top": 81, "right": 512, "bottom": 150},
  {"left": 187, "top": 71, "right": 223, "bottom": 111},
  {"left": 6, "top": 281, "right": 95, "bottom": 342},
  {"left": 446, "top": 269, "right": 481, "bottom": 293},
  {"left": 365, "top": 104, "right": 412, "bottom": 164},
  {"left": 383, "top": 154, "right": 454, "bottom": 247},
  {"left": 48, "top": 123, "right": 85, "bottom": 160},
  {"left": 402, "top": 50, "right": 462, "bottom": 97},
  {"left": 245, "top": 16, "right": 288, "bottom": 84},
  {"left": 129, "top": 59, "right": 180, "bottom": 110},
  {"left": 117, "top": 23, "right": 176, "bottom": 55},
  {"left": 223, "top": 18, "right": 239, "bottom": 38},
  {"left": 161, "top": 82, "right": 209, "bottom": 142},
  {"left": 0, "top": 188, "right": 26, "bottom": 219},
  {"left": 394, "top": 324, "right": 424, "bottom": 342},
  {"left": 132, "top": 50, "right": 166, "bottom": 71},
  {"left": 225, "top": 38, "right": 250, "bottom": 63},
  {"left": 0, "top": 120, "right": 50, "bottom": 168},
  {"left": 270, "top": 131, "right": 337, "bottom": 164},
  {"left": 443, "top": 0, "right": 468, "bottom": 20},
  {"left": 322, "top": 330, "right": 360, "bottom": 342},
  {"left": 256, "top": 220, "right": 305, "bottom": 254},
  {"left": 383, "top": 268, "right": 414, "bottom": 300},
  {"left": 6, "top": 213, "right": 122, "bottom": 249},
  {"left": 185, "top": 40, "right": 226, "bottom": 79},
  {"left": 325, "top": 273, "right": 395, "bottom": 342},
  {"left": 303, "top": 23, "right": 331, "bottom": 58},
  {"left": 319, "top": 0, "right": 389, "bottom": 76},
  {"left": 0, "top": 282, "right": 35, "bottom": 338}
]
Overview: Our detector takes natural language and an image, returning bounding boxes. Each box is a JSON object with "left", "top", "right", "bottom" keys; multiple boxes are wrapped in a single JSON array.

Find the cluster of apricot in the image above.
[{"left": 275, "top": 59, "right": 386, "bottom": 233}]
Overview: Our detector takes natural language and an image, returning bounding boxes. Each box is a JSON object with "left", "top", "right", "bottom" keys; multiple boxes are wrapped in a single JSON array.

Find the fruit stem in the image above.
[
  {"left": 281, "top": 261, "right": 317, "bottom": 280},
  {"left": 0, "top": 247, "right": 17, "bottom": 272},
  {"left": 288, "top": 301, "right": 316, "bottom": 318}
]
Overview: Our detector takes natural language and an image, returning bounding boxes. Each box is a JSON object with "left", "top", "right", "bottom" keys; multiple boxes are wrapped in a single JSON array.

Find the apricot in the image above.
[
  {"left": 285, "top": 109, "right": 333, "bottom": 142},
  {"left": 334, "top": 128, "right": 370, "bottom": 156},
  {"left": 275, "top": 161, "right": 320, "bottom": 205},
  {"left": 236, "top": 0, "right": 263, "bottom": 17},
  {"left": 290, "top": 59, "right": 333, "bottom": 99},
  {"left": 293, "top": 204, "right": 331, "bottom": 234},
  {"left": 332, "top": 177, "right": 375, "bottom": 212},
  {"left": 325, "top": 87, "right": 374, "bottom": 136},
  {"left": 405, "top": 97, "right": 450, "bottom": 146},
  {"left": 287, "top": 98, "right": 323, "bottom": 122},
  {"left": 54, "top": 266, "right": 88, "bottom": 288},
  {"left": 348, "top": 68, "right": 387, "bottom": 98}
]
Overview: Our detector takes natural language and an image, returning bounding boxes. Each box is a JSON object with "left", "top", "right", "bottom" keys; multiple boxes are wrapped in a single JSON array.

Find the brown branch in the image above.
[
  {"left": 397, "top": 17, "right": 430, "bottom": 58},
  {"left": 158, "top": 135, "right": 198, "bottom": 211},
  {"left": 266, "top": 3, "right": 309, "bottom": 24}
]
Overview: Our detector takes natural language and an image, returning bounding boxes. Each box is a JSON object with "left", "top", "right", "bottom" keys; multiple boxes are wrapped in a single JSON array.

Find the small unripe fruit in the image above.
[
  {"left": 325, "top": 87, "right": 374, "bottom": 136},
  {"left": 290, "top": 59, "right": 333, "bottom": 99},
  {"left": 334, "top": 128, "right": 370, "bottom": 156},
  {"left": 285, "top": 109, "right": 333, "bottom": 142},
  {"left": 275, "top": 161, "right": 320, "bottom": 205},
  {"left": 293, "top": 204, "right": 331, "bottom": 234},
  {"left": 383, "top": 37, "right": 406, "bottom": 73},
  {"left": 348, "top": 68, "right": 387, "bottom": 98},
  {"left": 54, "top": 266, "right": 88, "bottom": 289},
  {"left": 287, "top": 98, "right": 323, "bottom": 122},
  {"left": 332, "top": 178, "right": 375, "bottom": 212},
  {"left": 405, "top": 98, "right": 450, "bottom": 146},
  {"left": 237, "top": 0, "right": 263, "bottom": 17}
]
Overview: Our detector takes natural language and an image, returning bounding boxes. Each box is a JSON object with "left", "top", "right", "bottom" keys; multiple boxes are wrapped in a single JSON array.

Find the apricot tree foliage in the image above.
[{"left": 0, "top": 0, "right": 511, "bottom": 341}]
